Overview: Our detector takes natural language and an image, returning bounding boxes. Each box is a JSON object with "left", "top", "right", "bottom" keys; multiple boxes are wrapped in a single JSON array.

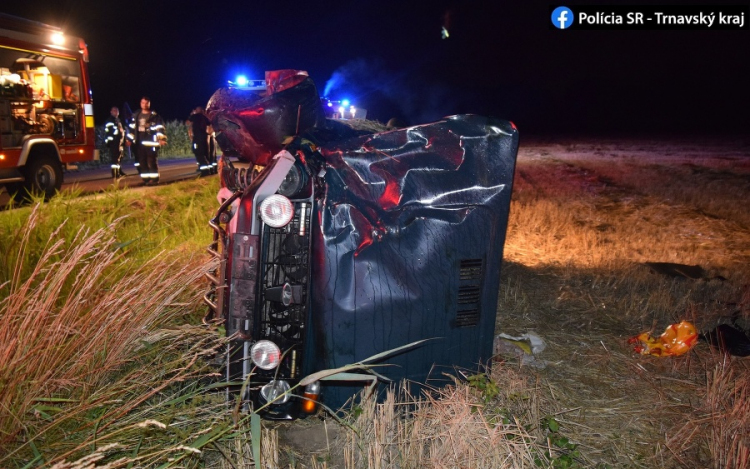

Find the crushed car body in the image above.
[{"left": 204, "top": 70, "right": 519, "bottom": 419}]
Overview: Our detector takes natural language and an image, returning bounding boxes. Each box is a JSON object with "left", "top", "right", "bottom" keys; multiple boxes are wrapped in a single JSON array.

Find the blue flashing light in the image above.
[
  {"left": 236, "top": 75, "right": 248, "bottom": 87},
  {"left": 341, "top": 99, "right": 350, "bottom": 107},
  {"left": 327, "top": 102, "right": 333, "bottom": 107}
]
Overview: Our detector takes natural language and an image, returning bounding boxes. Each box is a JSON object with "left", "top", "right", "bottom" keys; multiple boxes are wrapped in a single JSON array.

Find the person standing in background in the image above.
[
  {"left": 187, "top": 106, "right": 212, "bottom": 177},
  {"left": 104, "top": 106, "right": 126, "bottom": 179},
  {"left": 208, "top": 126, "right": 218, "bottom": 174},
  {"left": 126, "top": 96, "right": 167, "bottom": 185}
]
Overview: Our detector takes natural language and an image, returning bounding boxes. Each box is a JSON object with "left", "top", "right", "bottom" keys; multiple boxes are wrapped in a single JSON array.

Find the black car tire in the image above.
[{"left": 19, "top": 154, "right": 63, "bottom": 201}]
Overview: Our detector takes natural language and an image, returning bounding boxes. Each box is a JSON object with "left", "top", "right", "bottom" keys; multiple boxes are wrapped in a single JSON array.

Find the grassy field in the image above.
[
  {"left": 0, "top": 179, "right": 230, "bottom": 467},
  {"left": 495, "top": 139, "right": 750, "bottom": 468},
  {"left": 1, "top": 139, "right": 749, "bottom": 468}
]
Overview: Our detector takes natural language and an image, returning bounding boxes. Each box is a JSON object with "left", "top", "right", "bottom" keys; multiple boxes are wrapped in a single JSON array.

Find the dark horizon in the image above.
[{"left": 2, "top": 1, "right": 748, "bottom": 138}]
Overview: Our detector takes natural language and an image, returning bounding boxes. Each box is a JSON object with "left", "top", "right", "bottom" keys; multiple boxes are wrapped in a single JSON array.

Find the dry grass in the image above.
[
  {"left": 490, "top": 139, "right": 750, "bottom": 468},
  {"left": 666, "top": 357, "right": 749, "bottom": 469},
  {"left": 337, "top": 362, "right": 549, "bottom": 469},
  {"left": 0, "top": 205, "right": 230, "bottom": 467}
]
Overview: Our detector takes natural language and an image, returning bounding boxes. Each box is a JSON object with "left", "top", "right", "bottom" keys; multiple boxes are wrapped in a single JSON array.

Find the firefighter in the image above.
[
  {"left": 187, "top": 106, "right": 212, "bottom": 177},
  {"left": 104, "top": 106, "right": 126, "bottom": 179},
  {"left": 126, "top": 96, "right": 167, "bottom": 185}
]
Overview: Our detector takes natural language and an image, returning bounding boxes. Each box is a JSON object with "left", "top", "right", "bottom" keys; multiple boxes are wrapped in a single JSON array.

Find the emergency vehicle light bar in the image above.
[{"left": 229, "top": 77, "right": 266, "bottom": 91}]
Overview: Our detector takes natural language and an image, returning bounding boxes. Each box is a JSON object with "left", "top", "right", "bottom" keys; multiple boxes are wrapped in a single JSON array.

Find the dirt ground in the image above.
[{"left": 269, "top": 138, "right": 750, "bottom": 468}]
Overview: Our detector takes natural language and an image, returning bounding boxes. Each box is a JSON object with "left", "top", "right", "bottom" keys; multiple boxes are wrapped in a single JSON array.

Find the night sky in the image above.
[{"left": 3, "top": 1, "right": 748, "bottom": 137}]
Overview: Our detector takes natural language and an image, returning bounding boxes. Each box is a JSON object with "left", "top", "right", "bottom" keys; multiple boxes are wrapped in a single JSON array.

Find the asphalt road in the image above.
[{"left": 1, "top": 157, "right": 208, "bottom": 208}]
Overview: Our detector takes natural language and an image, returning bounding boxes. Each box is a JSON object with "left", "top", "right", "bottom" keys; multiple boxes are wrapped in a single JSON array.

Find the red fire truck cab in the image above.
[{"left": 0, "top": 13, "right": 98, "bottom": 200}]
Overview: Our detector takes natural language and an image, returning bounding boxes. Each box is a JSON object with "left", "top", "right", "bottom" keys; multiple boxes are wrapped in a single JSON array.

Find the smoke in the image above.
[
  {"left": 322, "top": 58, "right": 388, "bottom": 100},
  {"left": 322, "top": 58, "right": 468, "bottom": 125},
  {"left": 322, "top": 69, "right": 344, "bottom": 98}
]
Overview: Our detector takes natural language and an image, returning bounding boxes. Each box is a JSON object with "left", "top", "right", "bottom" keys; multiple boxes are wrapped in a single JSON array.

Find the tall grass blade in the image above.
[{"left": 251, "top": 412, "right": 261, "bottom": 468}]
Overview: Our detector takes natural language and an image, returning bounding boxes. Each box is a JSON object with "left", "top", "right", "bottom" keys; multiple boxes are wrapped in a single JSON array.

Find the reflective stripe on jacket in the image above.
[
  {"left": 127, "top": 111, "right": 167, "bottom": 147},
  {"left": 104, "top": 116, "right": 124, "bottom": 145}
]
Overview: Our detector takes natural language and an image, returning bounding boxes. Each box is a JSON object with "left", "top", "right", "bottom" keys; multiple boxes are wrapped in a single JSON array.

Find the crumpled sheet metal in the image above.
[
  {"left": 307, "top": 115, "right": 519, "bottom": 405},
  {"left": 206, "top": 70, "right": 326, "bottom": 166}
]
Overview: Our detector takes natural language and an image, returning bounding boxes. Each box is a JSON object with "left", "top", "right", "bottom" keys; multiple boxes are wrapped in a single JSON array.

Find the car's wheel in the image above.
[{"left": 19, "top": 154, "right": 63, "bottom": 201}]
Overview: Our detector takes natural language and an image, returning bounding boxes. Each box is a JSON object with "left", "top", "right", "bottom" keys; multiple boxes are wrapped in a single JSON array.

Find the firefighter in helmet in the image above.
[
  {"left": 126, "top": 96, "right": 167, "bottom": 185},
  {"left": 104, "top": 106, "right": 127, "bottom": 179}
]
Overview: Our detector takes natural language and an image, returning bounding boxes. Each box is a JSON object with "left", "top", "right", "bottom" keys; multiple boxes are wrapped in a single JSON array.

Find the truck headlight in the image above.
[
  {"left": 259, "top": 194, "right": 294, "bottom": 228},
  {"left": 250, "top": 340, "right": 281, "bottom": 370},
  {"left": 277, "top": 164, "right": 308, "bottom": 198},
  {"left": 260, "top": 379, "right": 291, "bottom": 404}
]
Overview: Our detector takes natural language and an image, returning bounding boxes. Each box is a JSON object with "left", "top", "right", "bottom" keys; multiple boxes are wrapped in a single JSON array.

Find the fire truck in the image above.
[{"left": 0, "top": 13, "right": 97, "bottom": 200}]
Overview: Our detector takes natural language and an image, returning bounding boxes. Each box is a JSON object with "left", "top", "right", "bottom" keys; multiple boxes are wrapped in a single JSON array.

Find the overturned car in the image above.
[{"left": 204, "top": 70, "right": 519, "bottom": 419}]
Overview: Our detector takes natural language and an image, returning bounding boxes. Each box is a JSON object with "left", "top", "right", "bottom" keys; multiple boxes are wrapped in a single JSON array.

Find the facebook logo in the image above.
[{"left": 551, "top": 6, "right": 574, "bottom": 29}]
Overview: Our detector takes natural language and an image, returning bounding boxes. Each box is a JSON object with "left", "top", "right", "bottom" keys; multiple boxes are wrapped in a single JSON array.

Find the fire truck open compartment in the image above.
[{"left": 0, "top": 51, "right": 83, "bottom": 149}]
